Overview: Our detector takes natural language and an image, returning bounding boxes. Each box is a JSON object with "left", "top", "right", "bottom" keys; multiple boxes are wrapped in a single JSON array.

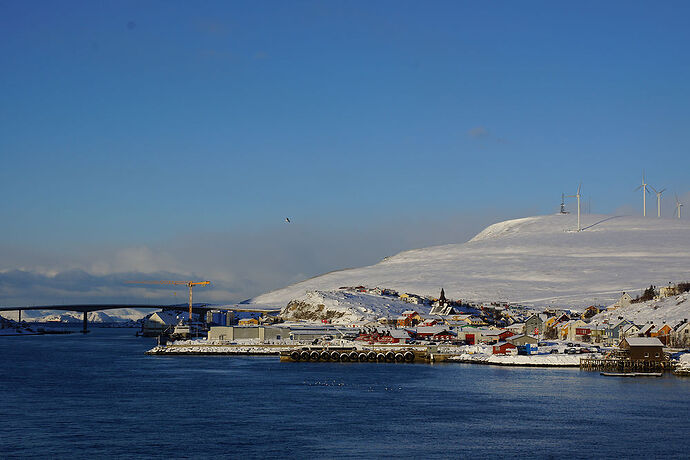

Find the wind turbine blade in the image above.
[
  {"left": 649, "top": 185, "right": 657, "bottom": 194},
  {"left": 660, "top": 188, "right": 666, "bottom": 194},
  {"left": 634, "top": 185, "right": 642, "bottom": 192},
  {"left": 577, "top": 183, "right": 581, "bottom": 195}
]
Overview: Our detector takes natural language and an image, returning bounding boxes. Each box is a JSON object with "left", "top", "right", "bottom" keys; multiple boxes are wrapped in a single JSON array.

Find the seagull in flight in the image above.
[{"left": 285, "top": 217, "right": 291, "bottom": 223}]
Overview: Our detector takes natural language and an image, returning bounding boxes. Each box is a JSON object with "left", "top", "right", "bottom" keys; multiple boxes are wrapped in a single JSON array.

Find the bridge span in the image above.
[{"left": 0, "top": 304, "right": 282, "bottom": 334}]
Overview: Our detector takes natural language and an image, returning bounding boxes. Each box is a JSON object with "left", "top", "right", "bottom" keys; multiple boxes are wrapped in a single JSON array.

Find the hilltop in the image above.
[{"left": 248, "top": 214, "right": 690, "bottom": 310}]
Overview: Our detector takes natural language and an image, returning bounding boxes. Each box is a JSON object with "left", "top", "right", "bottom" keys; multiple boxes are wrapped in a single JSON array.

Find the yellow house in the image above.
[
  {"left": 545, "top": 316, "right": 559, "bottom": 329},
  {"left": 238, "top": 317, "right": 259, "bottom": 326}
]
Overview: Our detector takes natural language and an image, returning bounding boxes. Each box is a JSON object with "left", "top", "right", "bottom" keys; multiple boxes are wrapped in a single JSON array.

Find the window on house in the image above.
[
  {"left": 655, "top": 353, "right": 659, "bottom": 357},
  {"left": 644, "top": 352, "right": 649, "bottom": 357}
]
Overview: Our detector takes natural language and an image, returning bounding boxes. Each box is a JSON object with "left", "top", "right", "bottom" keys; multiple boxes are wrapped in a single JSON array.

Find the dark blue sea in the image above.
[{"left": 1, "top": 329, "right": 689, "bottom": 459}]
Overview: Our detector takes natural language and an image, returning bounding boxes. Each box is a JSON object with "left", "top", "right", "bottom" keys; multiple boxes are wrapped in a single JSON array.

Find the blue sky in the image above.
[{"left": 1, "top": 1, "right": 689, "bottom": 305}]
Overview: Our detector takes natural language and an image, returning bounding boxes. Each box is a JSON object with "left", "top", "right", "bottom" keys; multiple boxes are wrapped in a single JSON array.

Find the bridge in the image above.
[{"left": 0, "top": 303, "right": 282, "bottom": 334}]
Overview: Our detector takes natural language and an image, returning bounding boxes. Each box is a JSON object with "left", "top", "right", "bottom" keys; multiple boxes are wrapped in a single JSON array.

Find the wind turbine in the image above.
[
  {"left": 649, "top": 185, "right": 666, "bottom": 218},
  {"left": 567, "top": 183, "right": 581, "bottom": 231},
  {"left": 634, "top": 172, "right": 651, "bottom": 217},
  {"left": 676, "top": 194, "right": 684, "bottom": 219}
]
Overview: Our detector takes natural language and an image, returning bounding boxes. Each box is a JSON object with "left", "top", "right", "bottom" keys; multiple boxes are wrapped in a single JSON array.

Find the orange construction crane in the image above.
[{"left": 126, "top": 280, "right": 211, "bottom": 321}]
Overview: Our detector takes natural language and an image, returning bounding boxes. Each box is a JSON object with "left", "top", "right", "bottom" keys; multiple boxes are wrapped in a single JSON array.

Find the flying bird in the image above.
[{"left": 285, "top": 217, "right": 291, "bottom": 223}]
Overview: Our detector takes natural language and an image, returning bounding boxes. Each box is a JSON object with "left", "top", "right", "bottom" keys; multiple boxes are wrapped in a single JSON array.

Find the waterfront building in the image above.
[
  {"left": 493, "top": 342, "right": 518, "bottom": 355},
  {"left": 142, "top": 311, "right": 190, "bottom": 336},
  {"left": 207, "top": 326, "right": 291, "bottom": 342},
  {"left": 619, "top": 337, "right": 665, "bottom": 361}
]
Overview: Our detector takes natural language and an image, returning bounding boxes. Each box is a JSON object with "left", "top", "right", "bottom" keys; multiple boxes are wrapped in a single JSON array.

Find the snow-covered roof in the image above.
[
  {"left": 624, "top": 337, "right": 664, "bottom": 347},
  {"left": 388, "top": 329, "right": 411, "bottom": 339},
  {"left": 414, "top": 325, "right": 454, "bottom": 335},
  {"left": 638, "top": 324, "right": 654, "bottom": 334},
  {"left": 674, "top": 321, "right": 690, "bottom": 331},
  {"left": 481, "top": 330, "right": 503, "bottom": 337}
]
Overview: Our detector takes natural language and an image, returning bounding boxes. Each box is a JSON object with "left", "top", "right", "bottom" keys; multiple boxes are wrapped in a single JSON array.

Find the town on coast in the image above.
[{"left": 139, "top": 283, "right": 690, "bottom": 376}]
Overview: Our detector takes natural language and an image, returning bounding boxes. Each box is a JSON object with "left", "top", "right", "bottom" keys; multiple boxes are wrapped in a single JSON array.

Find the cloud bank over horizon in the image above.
[{"left": 1, "top": 211, "right": 514, "bottom": 306}]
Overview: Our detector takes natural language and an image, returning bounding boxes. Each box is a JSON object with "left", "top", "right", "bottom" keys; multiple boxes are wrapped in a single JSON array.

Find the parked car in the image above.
[
  {"left": 549, "top": 349, "right": 560, "bottom": 354},
  {"left": 565, "top": 348, "right": 578, "bottom": 354}
]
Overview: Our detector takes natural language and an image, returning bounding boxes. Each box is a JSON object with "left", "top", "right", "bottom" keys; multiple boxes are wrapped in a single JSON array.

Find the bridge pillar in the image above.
[
  {"left": 82, "top": 311, "right": 88, "bottom": 334},
  {"left": 18, "top": 310, "right": 21, "bottom": 323}
]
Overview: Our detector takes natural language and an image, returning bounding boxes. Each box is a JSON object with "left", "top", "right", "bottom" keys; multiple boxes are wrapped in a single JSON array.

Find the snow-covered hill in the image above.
[
  {"left": 281, "top": 290, "right": 420, "bottom": 324},
  {"left": 591, "top": 293, "right": 690, "bottom": 327},
  {"left": 249, "top": 214, "right": 690, "bottom": 310},
  {"left": 26, "top": 309, "right": 146, "bottom": 323}
]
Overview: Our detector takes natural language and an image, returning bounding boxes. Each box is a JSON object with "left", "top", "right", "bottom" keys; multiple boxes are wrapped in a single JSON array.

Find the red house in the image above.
[
  {"left": 498, "top": 330, "right": 515, "bottom": 341},
  {"left": 492, "top": 342, "right": 517, "bottom": 355},
  {"left": 432, "top": 330, "right": 456, "bottom": 341}
]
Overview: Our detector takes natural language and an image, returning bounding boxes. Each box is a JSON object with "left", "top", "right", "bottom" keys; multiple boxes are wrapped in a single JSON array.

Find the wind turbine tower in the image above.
[
  {"left": 634, "top": 172, "right": 650, "bottom": 217},
  {"left": 676, "top": 194, "right": 684, "bottom": 219},
  {"left": 560, "top": 193, "right": 567, "bottom": 214},
  {"left": 567, "top": 183, "right": 582, "bottom": 231},
  {"left": 649, "top": 185, "right": 665, "bottom": 218}
]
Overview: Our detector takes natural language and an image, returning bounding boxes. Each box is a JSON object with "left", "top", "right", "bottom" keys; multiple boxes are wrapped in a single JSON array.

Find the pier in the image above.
[
  {"left": 280, "top": 346, "right": 437, "bottom": 363},
  {"left": 580, "top": 357, "right": 670, "bottom": 372}
]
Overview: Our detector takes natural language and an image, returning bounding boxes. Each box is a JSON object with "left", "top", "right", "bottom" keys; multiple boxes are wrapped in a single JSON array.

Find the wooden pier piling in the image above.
[{"left": 580, "top": 357, "right": 670, "bottom": 372}]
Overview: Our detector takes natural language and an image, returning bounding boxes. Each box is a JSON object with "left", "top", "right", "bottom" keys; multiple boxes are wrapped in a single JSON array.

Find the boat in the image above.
[{"left": 600, "top": 372, "right": 663, "bottom": 377}]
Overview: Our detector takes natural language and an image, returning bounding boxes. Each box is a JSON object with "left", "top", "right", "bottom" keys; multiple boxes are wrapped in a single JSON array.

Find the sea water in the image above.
[{"left": 1, "top": 329, "right": 688, "bottom": 459}]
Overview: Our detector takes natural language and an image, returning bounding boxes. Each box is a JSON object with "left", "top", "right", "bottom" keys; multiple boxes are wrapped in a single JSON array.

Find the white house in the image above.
[
  {"left": 620, "top": 323, "right": 641, "bottom": 339},
  {"left": 609, "top": 292, "right": 633, "bottom": 310},
  {"left": 673, "top": 321, "right": 690, "bottom": 347}
]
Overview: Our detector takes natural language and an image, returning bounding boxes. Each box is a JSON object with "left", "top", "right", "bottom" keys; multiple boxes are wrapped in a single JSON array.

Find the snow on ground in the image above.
[
  {"left": 449, "top": 352, "right": 582, "bottom": 366},
  {"left": 249, "top": 214, "right": 690, "bottom": 311},
  {"left": 147, "top": 344, "right": 287, "bottom": 354},
  {"left": 590, "top": 293, "right": 690, "bottom": 326},
  {"left": 281, "top": 290, "right": 420, "bottom": 324}
]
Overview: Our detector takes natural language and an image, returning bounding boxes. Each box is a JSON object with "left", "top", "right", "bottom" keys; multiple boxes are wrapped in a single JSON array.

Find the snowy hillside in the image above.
[
  {"left": 249, "top": 214, "right": 690, "bottom": 310},
  {"left": 281, "top": 291, "right": 420, "bottom": 325},
  {"left": 591, "top": 293, "right": 690, "bottom": 326}
]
